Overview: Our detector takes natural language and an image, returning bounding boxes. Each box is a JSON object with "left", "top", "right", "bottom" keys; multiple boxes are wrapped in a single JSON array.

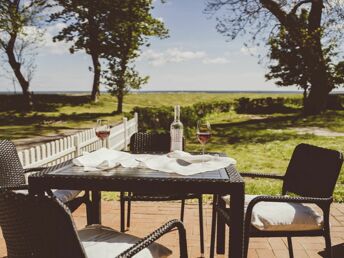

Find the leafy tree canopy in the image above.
[
  {"left": 206, "top": 0, "right": 344, "bottom": 114},
  {"left": 265, "top": 9, "right": 344, "bottom": 96}
]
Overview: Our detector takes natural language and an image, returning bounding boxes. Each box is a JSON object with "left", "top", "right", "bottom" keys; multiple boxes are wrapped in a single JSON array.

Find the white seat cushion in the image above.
[
  {"left": 14, "top": 189, "right": 81, "bottom": 203},
  {"left": 222, "top": 195, "right": 323, "bottom": 231},
  {"left": 78, "top": 225, "right": 172, "bottom": 258},
  {"left": 53, "top": 189, "right": 81, "bottom": 203}
]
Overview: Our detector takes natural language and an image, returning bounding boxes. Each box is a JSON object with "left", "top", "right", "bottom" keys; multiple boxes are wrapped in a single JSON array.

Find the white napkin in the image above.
[
  {"left": 73, "top": 148, "right": 139, "bottom": 171},
  {"left": 167, "top": 150, "right": 215, "bottom": 163},
  {"left": 73, "top": 148, "right": 236, "bottom": 175},
  {"left": 139, "top": 151, "right": 236, "bottom": 176}
]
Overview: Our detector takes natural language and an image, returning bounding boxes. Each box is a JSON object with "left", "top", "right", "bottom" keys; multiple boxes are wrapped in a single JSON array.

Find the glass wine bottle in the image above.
[{"left": 170, "top": 105, "right": 184, "bottom": 151}]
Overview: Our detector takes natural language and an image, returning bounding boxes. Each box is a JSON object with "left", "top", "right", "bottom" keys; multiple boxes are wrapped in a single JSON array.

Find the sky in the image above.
[{"left": 0, "top": 0, "right": 302, "bottom": 92}]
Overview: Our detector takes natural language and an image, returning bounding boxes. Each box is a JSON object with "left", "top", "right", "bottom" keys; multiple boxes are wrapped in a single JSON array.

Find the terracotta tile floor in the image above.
[{"left": 1, "top": 200, "right": 344, "bottom": 258}]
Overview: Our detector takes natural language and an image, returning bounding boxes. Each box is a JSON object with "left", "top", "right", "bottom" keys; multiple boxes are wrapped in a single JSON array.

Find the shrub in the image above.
[
  {"left": 131, "top": 106, "right": 199, "bottom": 134},
  {"left": 234, "top": 97, "right": 295, "bottom": 114},
  {"left": 131, "top": 100, "right": 231, "bottom": 134},
  {"left": 193, "top": 101, "right": 231, "bottom": 116}
]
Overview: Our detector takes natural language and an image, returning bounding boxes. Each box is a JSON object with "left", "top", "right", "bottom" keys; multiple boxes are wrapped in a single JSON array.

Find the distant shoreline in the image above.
[{"left": 0, "top": 90, "right": 343, "bottom": 94}]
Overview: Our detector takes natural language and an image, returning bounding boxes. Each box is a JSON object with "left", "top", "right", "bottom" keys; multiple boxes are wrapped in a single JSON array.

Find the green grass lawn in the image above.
[
  {"left": 1, "top": 92, "right": 343, "bottom": 201},
  {"left": 186, "top": 110, "right": 344, "bottom": 202}
]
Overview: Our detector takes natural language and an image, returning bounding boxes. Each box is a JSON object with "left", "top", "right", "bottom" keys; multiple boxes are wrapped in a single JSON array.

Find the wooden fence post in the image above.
[
  {"left": 74, "top": 134, "right": 81, "bottom": 157},
  {"left": 134, "top": 112, "right": 138, "bottom": 133},
  {"left": 123, "top": 117, "right": 128, "bottom": 151}
]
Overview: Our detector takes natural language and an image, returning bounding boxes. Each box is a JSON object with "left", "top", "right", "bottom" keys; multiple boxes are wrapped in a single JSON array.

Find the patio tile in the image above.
[
  {"left": 268, "top": 238, "right": 287, "bottom": 250},
  {"left": 0, "top": 200, "right": 343, "bottom": 257},
  {"left": 256, "top": 248, "right": 276, "bottom": 258}
]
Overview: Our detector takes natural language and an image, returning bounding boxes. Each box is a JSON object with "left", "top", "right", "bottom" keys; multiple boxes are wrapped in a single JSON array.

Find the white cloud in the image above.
[
  {"left": 202, "top": 57, "right": 230, "bottom": 64},
  {"left": 21, "top": 23, "right": 72, "bottom": 55},
  {"left": 41, "top": 23, "right": 72, "bottom": 55},
  {"left": 240, "top": 46, "right": 258, "bottom": 56},
  {"left": 166, "top": 48, "right": 206, "bottom": 62},
  {"left": 140, "top": 48, "right": 206, "bottom": 66},
  {"left": 140, "top": 48, "right": 231, "bottom": 66}
]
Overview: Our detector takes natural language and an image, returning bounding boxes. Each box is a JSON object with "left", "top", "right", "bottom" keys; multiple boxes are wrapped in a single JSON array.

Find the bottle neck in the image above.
[{"left": 174, "top": 105, "right": 180, "bottom": 122}]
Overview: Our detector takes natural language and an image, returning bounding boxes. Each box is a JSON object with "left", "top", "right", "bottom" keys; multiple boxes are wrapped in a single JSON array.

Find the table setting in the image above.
[{"left": 73, "top": 148, "right": 236, "bottom": 176}]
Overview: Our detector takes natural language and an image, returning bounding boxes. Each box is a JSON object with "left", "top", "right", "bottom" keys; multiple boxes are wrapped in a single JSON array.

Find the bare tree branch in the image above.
[{"left": 291, "top": 0, "right": 313, "bottom": 14}]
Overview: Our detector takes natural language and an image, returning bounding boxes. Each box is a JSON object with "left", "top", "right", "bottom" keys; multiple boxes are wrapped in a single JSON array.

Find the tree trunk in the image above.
[
  {"left": 302, "top": 0, "right": 331, "bottom": 115},
  {"left": 117, "top": 93, "right": 123, "bottom": 113},
  {"left": 302, "top": 87, "right": 308, "bottom": 107},
  {"left": 6, "top": 42, "right": 33, "bottom": 110},
  {"left": 91, "top": 53, "right": 101, "bottom": 102},
  {"left": 304, "top": 85, "right": 329, "bottom": 115},
  {"left": 303, "top": 53, "right": 330, "bottom": 115}
]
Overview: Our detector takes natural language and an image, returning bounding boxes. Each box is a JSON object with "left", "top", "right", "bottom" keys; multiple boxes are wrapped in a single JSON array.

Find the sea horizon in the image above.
[{"left": 0, "top": 90, "right": 343, "bottom": 95}]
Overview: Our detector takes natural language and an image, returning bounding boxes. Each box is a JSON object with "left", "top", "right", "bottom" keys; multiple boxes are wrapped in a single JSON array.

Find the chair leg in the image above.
[
  {"left": 287, "top": 237, "right": 294, "bottom": 258},
  {"left": 198, "top": 196, "right": 205, "bottom": 257},
  {"left": 210, "top": 195, "right": 217, "bottom": 258},
  {"left": 126, "top": 199, "right": 131, "bottom": 231},
  {"left": 243, "top": 232, "right": 250, "bottom": 258},
  {"left": 323, "top": 207, "right": 333, "bottom": 258},
  {"left": 180, "top": 199, "right": 185, "bottom": 222},
  {"left": 120, "top": 192, "right": 125, "bottom": 232},
  {"left": 324, "top": 230, "right": 332, "bottom": 258},
  {"left": 84, "top": 191, "right": 92, "bottom": 226}
]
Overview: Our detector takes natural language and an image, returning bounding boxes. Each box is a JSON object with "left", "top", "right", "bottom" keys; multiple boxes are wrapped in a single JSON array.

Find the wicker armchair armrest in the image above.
[
  {"left": 116, "top": 219, "right": 188, "bottom": 258},
  {"left": 23, "top": 167, "right": 46, "bottom": 173},
  {"left": 240, "top": 172, "right": 285, "bottom": 180},
  {"left": 0, "top": 185, "right": 28, "bottom": 191},
  {"left": 248, "top": 195, "right": 333, "bottom": 206}
]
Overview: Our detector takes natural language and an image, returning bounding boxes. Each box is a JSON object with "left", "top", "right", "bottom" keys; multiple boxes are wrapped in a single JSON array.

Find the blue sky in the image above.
[{"left": 0, "top": 0, "right": 301, "bottom": 92}]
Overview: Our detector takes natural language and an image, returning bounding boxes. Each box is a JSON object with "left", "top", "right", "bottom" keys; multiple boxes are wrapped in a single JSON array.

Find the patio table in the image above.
[{"left": 28, "top": 153, "right": 244, "bottom": 258}]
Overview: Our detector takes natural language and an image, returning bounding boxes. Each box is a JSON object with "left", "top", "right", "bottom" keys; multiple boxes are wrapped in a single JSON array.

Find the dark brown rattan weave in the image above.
[
  {"left": 122, "top": 132, "right": 205, "bottom": 255},
  {"left": 0, "top": 191, "right": 188, "bottom": 258},
  {"left": 211, "top": 143, "right": 343, "bottom": 258},
  {"left": 0, "top": 140, "right": 27, "bottom": 189},
  {"left": 0, "top": 140, "right": 89, "bottom": 214}
]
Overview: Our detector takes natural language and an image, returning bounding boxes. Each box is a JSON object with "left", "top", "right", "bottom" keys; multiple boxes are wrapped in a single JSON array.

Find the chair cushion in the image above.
[
  {"left": 222, "top": 195, "right": 323, "bottom": 231},
  {"left": 53, "top": 190, "right": 81, "bottom": 203},
  {"left": 78, "top": 225, "right": 172, "bottom": 258},
  {"left": 14, "top": 189, "right": 81, "bottom": 203}
]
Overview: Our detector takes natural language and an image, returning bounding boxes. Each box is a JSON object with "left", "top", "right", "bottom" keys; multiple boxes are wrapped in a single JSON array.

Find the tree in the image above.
[
  {"left": 50, "top": 0, "right": 108, "bottom": 102},
  {"left": 102, "top": 0, "right": 168, "bottom": 113},
  {"left": 103, "top": 66, "right": 149, "bottom": 113},
  {"left": 206, "top": 0, "right": 344, "bottom": 115},
  {"left": 0, "top": 0, "right": 47, "bottom": 109},
  {"left": 265, "top": 9, "right": 344, "bottom": 105}
]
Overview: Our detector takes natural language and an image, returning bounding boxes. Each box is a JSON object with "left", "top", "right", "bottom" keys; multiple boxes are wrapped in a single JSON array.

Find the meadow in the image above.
[{"left": 1, "top": 92, "right": 343, "bottom": 201}]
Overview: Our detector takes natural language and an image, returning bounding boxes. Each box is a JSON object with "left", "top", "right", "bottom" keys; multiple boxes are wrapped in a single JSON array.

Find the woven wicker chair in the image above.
[
  {"left": 120, "top": 132, "right": 204, "bottom": 256},
  {"left": 0, "top": 139, "right": 89, "bottom": 213},
  {"left": 0, "top": 191, "right": 188, "bottom": 258},
  {"left": 211, "top": 143, "right": 343, "bottom": 258}
]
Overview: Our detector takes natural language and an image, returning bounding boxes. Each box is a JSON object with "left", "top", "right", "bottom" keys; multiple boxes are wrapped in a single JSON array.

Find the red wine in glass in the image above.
[
  {"left": 197, "top": 132, "right": 211, "bottom": 145},
  {"left": 96, "top": 130, "right": 110, "bottom": 140},
  {"left": 96, "top": 119, "right": 110, "bottom": 147},
  {"left": 196, "top": 120, "right": 211, "bottom": 157}
]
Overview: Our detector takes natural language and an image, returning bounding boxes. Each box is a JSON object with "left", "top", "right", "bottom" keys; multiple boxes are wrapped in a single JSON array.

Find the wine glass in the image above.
[
  {"left": 96, "top": 119, "right": 110, "bottom": 147},
  {"left": 196, "top": 120, "right": 211, "bottom": 156}
]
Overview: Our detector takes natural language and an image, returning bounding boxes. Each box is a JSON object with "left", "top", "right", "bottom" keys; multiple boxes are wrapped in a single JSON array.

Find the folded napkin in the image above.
[{"left": 73, "top": 148, "right": 139, "bottom": 171}]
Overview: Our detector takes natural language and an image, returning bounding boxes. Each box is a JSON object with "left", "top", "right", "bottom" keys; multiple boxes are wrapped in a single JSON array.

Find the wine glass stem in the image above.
[
  {"left": 102, "top": 139, "right": 108, "bottom": 149},
  {"left": 202, "top": 144, "right": 205, "bottom": 162}
]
